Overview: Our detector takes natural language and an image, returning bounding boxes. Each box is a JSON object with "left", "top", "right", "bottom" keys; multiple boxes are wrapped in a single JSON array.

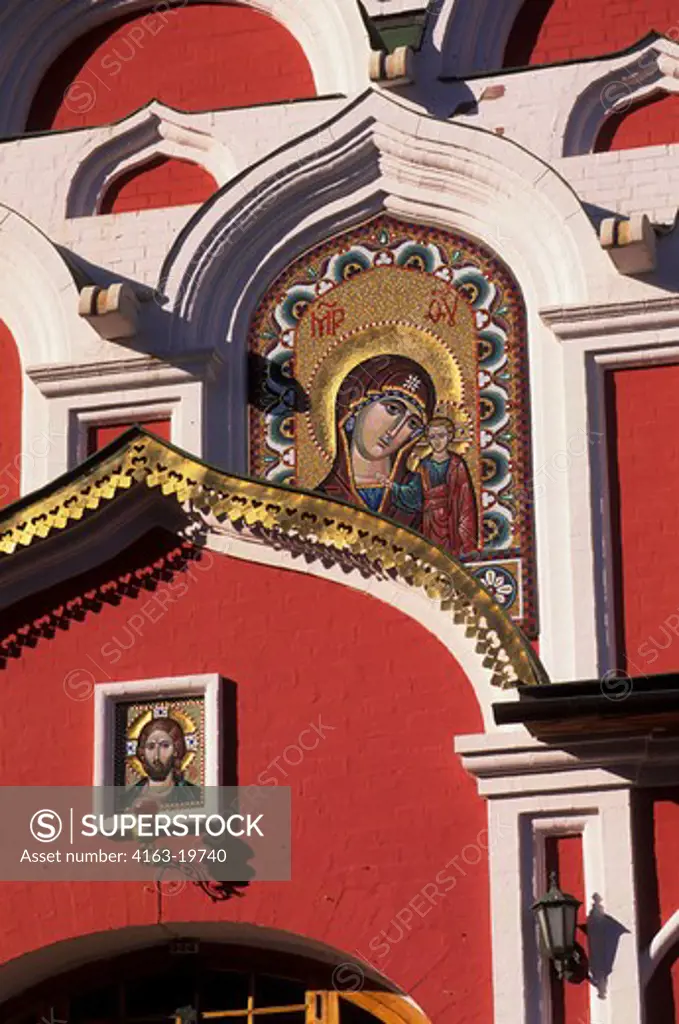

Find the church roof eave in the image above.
[{"left": 0, "top": 426, "right": 548, "bottom": 690}]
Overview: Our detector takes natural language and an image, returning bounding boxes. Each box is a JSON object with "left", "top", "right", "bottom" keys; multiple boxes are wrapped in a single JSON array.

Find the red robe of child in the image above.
[{"left": 416, "top": 454, "right": 478, "bottom": 556}]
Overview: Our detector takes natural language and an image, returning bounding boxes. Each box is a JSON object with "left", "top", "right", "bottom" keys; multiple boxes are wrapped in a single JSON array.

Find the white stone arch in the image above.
[
  {"left": 563, "top": 35, "right": 679, "bottom": 155},
  {"left": 0, "top": 204, "right": 93, "bottom": 367},
  {"left": 0, "top": 204, "right": 109, "bottom": 492},
  {"left": 429, "top": 0, "right": 525, "bottom": 78},
  {"left": 65, "top": 101, "right": 237, "bottom": 217},
  {"left": 0, "top": 0, "right": 370, "bottom": 136},
  {"left": 157, "top": 88, "right": 622, "bottom": 686}
]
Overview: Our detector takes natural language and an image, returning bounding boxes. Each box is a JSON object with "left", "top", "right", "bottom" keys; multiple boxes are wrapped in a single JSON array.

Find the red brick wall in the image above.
[
  {"left": 606, "top": 366, "right": 679, "bottom": 675},
  {"left": 27, "top": 4, "right": 316, "bottom": 132},
  {"left": 0, "top": 536, "right": 490, "bottom": 1023},
  {"left": 505, "top": 1, "right": 679, "bottom": 66},
  {"left": 0, "top": 321, "right": 22, "bottom": 509},
  {"left": 100, "top": 156, "right": 217, "bottom": 213}
]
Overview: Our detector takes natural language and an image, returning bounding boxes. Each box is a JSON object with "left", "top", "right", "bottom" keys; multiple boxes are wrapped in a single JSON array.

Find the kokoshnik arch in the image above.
[{"left": 248, "top": 215, "right": 537, "bottom": 635}]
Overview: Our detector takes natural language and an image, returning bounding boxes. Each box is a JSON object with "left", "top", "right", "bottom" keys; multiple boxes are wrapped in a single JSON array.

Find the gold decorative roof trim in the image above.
[{"left": 0, "top": 431, "right": 547, "bottom": 689}]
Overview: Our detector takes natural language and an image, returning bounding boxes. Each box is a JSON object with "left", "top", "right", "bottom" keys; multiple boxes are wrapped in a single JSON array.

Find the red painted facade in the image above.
[
  {"left": 4, "top": 0, "right": 679, "bottom": 1019},
  {"left": 506, "top": 0, "right": 679, "bottom": 66},
  {"left": 27, "top": 4, "right": 316, "bottom": 132},
  {"left": 607, "top": 365, "right": 679, "bottom": 675},
  {"left": 595, "top": 94, "right": 679, "bottom": 152},
  {"left": 0, "top": 536, "right": 490, "bottom": 1022},
  {"left": 86, "top": 418, "right": 172, "bottom": 454}
]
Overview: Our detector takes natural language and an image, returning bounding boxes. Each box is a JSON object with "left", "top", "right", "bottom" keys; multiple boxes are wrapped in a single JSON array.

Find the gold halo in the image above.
[
  {"left": 306, "top": 322, "right": 464, "bottom": 466},
  {"left": 127, "top": 709, "right": 152, "bottom": 741},
  {"left": 126, "top": 707, "right": 197, "bottom": 742}
]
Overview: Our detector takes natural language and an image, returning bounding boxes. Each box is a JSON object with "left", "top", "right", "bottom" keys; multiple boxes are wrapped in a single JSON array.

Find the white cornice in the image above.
[
  {"left": 455, "top": 729, "right": 679, "bottom": 796},
  {"left": 541, "top": 295, "right": 679, "bottom": 340},
  {"left": 27, "top": 350, "right": 217, "bottom": 396}
]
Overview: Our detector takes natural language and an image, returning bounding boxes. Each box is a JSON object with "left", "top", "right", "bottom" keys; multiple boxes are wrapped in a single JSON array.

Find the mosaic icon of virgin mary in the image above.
[{"left": 317, "top": 355, "right": 436, "bottom": 525}]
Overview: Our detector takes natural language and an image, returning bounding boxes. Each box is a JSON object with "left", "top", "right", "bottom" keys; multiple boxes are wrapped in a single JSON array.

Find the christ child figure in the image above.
[{"left": 382, "top": 416, "right": 479, "bottom": 557}]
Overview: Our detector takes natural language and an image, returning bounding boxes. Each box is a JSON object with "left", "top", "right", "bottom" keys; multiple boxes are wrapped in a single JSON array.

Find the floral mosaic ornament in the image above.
[{"left": 248, "top": 215, "right": 537, "bottom": 637}]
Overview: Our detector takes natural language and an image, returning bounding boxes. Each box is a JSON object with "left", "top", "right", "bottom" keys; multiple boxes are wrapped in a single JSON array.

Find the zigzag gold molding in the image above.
[{"left": 0, "top": 431, "right": 547, "bottom": 689}]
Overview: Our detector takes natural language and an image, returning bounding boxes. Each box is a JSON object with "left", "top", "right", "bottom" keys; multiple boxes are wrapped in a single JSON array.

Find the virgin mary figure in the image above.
[{"left": 316, "top": 355, "right": 436, "bottom": 525}]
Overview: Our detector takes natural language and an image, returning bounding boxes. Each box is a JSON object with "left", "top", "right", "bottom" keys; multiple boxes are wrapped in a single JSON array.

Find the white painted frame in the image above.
[
  {"left": 25, "top": 356, "right": 204, "bottom": 488},
  {"left": 69, "top": 397, "right": 180, "bottom": 465},
  {"left": 93, "top": 673, "right": 223, "bottom": 790},
  {"left": 542, "top": 297, "right": 679, "bottom": 679},
  {"left": 459, "top": 728, "right": 644, "bottom": 1024}
]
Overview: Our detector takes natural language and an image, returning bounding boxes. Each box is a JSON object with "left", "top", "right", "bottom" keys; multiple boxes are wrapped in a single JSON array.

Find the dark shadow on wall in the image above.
[
  {"left": 503, "top": 0, "right": 555, "bottom": 68},
  {"left": 584, "top": 893, "right": 629, "bottom": 998}
]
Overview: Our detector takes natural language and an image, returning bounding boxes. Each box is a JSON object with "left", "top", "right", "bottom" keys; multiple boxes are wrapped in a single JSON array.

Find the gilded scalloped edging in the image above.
[{"left": 0, "top": 434, "right": 548, "bottom": 689}]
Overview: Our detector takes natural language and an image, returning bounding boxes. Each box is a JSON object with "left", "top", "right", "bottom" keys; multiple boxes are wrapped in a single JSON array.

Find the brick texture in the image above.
[
  {"left": 0, "top": 537, "right": 490, "bottom": 1023},
  {"left": 595, "top": 93, "right": 679, "bottom": 152},
  {"left": 100, "top": 156, "right": 217, "bottom": 213},
  {"left": 27, "top": 4, "right": 316, "bottom": 132},
  {"left": 505, "top": 0, "right": 679, "bottom": 67},
  {"left": 505, "top": 1, "right": 679, "bottom": 150}
]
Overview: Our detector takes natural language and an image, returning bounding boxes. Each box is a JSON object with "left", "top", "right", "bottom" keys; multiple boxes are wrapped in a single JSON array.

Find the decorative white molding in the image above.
[
  {"left": 431, "top": 0, "right": 523, "bottom": 78},
  {"left": 66, "top": 104, "right": 236, "bottom": 218},
  {"left": 456, "top": 728, "right": 679, "bottom": 797},
  {"left": 537, "top": 297, "right": 679, "bottom": 677},
  {"left": 458, "top": 730, "right": 644, "bottom": 1024},
  {"left": 27, "top": 351, "right": 216, "bottom": 397},
  {"left": 69, "top": 396, "right": 178, "bottom": 464},
  {"left": 23, "top": 357, "right": 205, "bottom": 487},
  {"left": 542, "top": 295, "right": 679, "bottom": 341},
  {"left": 564, "top": 36, "right": 679, "bottom": 156},
  {"left": 0, "top": 202, "right": 122, "bottom": 498},
  {"left": 0, "top": 203, "right": 92, "bottom": 367},
  {"left": 0, "top": 0, "right": 371, "bottom": 136}
]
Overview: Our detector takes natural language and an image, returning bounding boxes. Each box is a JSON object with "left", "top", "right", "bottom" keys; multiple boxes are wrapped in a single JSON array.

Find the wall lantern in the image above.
[{"left": 532, "top": 872, "right": 583, "bottom": 981}]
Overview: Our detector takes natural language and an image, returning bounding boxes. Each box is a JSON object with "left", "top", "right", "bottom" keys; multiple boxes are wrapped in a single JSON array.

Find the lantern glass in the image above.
[
  {"left": 532, "top": 874, "right": 581, "bottom": 963},
  {"left": 547, "top": 901, "right": 568, "bottom": 955},
  {"left": 535, "top": 906, "right": 552, "bottom": 954}
]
